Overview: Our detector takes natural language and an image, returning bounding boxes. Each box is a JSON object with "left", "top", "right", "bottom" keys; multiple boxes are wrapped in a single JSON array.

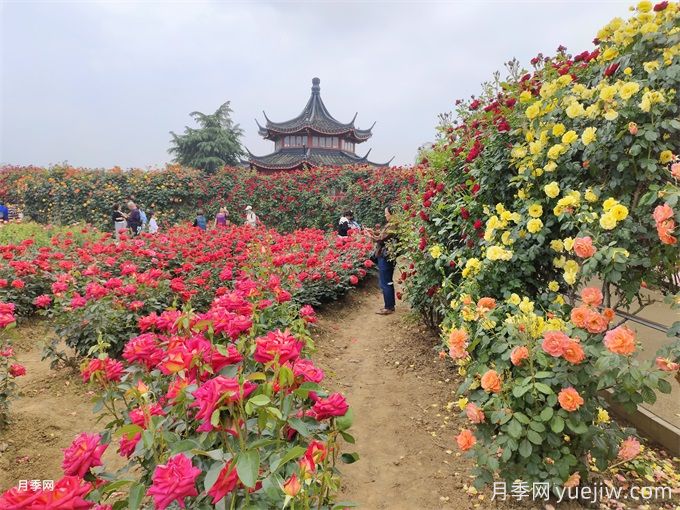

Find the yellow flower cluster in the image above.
[
  {"left": 462, "top": 257, "right": 482, "bottom": 278},
  {"left": 599, "top": 198, "right": 629, "bottom": 230},
  {"left": 429, "top": 244, "right": 443, "bottom": 259},
  {"left": 486, "top": 245, "right": 513, "bottom": 261}
]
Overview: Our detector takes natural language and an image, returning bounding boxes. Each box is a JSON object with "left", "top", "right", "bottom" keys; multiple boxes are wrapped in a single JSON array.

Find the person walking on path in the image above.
[
  {"left": 193, "top": 209, "right": 207, "bottom": 231},
  {"left": 366, "top": 206, "right": 397, "bottom": 315},
  {"left": 112, "top": 205, "right": 127, "bottom": 240},
  {"left": 126, "top": 201, "right": 142, "bottom": 236},
  {"left": 244, "top": 206, "right": 260, "bottom": 228},
  {"left": 214, "top": 207, "right": 229, "bottom": 228}
]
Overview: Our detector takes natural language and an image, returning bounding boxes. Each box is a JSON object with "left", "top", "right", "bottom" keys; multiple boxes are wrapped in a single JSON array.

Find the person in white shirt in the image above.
[
  {"left": 245, "top": 206, "right": 260, "bottom": 227},
  {"left": 147, "top": 210, "right": 159, "bottom": 234}
]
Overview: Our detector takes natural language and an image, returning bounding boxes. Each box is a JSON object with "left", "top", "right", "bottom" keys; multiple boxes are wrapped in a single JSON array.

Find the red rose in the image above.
[
  {"left": 62, "top": 433, "right": 108, "bottom": 478},
  {"left": 311, "top": 393, "right": 349, "bottom": 420},
  {"left": 9, "top": 363, "right": 26, "bottom": 377}
]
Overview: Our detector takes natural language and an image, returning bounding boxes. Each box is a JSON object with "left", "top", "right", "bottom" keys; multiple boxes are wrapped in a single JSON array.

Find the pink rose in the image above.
[
  {"left": 62, "top": 433, "right": 107, "bottom": 478},
  {"left": 147, "top": 454, "right": 201, "bottom": 510}
]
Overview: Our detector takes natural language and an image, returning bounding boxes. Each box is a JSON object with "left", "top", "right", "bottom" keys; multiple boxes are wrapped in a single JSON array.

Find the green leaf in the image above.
[
  {"left": 507, "top": 419, "right": 523, "bottom": 439},
  {"left": 534, "top": 382, "right": 553, "bottom": 395},
  {"left": 236, "top": 450, "right": 260, "bottom": 488},
  {"left": 519, "top": 439, "right": 532, "bottom": 458},
  {"left": 340, "top": 430, "right": 356, "bottom": 444},
  {"left": 101, "top": 479, "right": 135, "bottom": 495},
  {"left": 288, "top": 417, "right": 312, "bottom": 437},
  {"left": 248, "top": 395, "right": 271, "bottom": 407},
  {"left": 341, "top": 452, "right": 360, "bottom": 464},
  {"left": 114, "top": 424, "right": 143, "bottom": 438},
  {"left": 128, "top": 483, "right": 145, "bottom": 510},
  {"left": 513, "top": 412, "right": 530, "bottom": 424},
  {"left": 551, "top": 416, "right": 565, "bottom": 434},
  {"left": 336, "top": 408, "right": 354, "bottom": 431},
  {"left": 539, "top": 407, "right": 554, "bottom": 422},
  {"left": 658, "top": 379, "right": 672, "bottom": 394},
  {"left": 527, "top": 430, "right": 543, "bottom": 445},
  {"left": 567, "top": 418, "right": 588, "bottom": 434},
  {"left": 271, "top": 445, "right": 305, "bottom": 473}
]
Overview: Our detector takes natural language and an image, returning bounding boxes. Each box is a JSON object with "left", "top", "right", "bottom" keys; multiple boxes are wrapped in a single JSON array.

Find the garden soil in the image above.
[
  {"left": 0, "top": 322, "right": 124, "bottom": 490},
  {"left": 313, "top": 281, "right": 507, "bottom": 510}
]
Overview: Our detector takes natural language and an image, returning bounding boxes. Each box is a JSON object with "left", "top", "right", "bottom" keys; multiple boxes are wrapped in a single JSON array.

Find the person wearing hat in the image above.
[{"left": 244, "top": 206, "right": 260, "bottom": 228}]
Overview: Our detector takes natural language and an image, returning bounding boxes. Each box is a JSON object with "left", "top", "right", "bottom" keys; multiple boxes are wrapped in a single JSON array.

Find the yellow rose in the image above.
[
  {"left": 511, "top": 146, "right": 527, "bottom": 159},
  {"left": 528, "top": 204, "right": 543, "bottom": 218},
  {"left": 604, "top": 109, "right": 619, "bottom": 121},
  {"left": 561, "top": 130, "right": 578, "bottom": 144},
  {"left": 601, "top": 47, "right": 619, "bottom": 61},
  {"left": 544, "top": 182, "right": 560, "bottom": 198},
  {"left": 643, "top": 61, "right": 660, "bottom": 73},
  {"left": 564, "top": 260, "right": 579, "bottom": 273},
  {"left": 623, "top": 67, "right": 632, "bottom": 75},
  {"left": 547, "top": 144, "right": 566, "bottom": 160},
  {"left": 563, "top": 237, "right": 575, "bottom": 251},
  {"left": 429, "top": 245, "right": 443, "bottom": 259},
  {"left": 554, "top": 295, "right": 566, "bottom": 305},
  {"left": 527, "top": 218, "right": 543, "bottom": 234},
  {"left": 599, "top": 85, "right": 618, "bottom": 101},
  {"left": 610, "top": 204, "right": 629, "bottom": 221},
  {"left": 602, "top": 197, "right": 619, "bottom": 211},
  {"left": 566, "top": 101, "right": 585, "bottom": 118},
  {"left": 544, "top": 161, "right": 557, "bottom": 173},
  {"left": 552, "top": 123, "right": 566, "bottom": 137},
  {"left": 581, "top": 127, "right": 597, "bottom": 145},
  {"left": 551, "top": 239, "right": 564, "bottom": 252},
  {"left": 599, "top": 213, "right": 617, "bottom": 230},
  {"left": 660, "top": 150, "right": 674, "bottom": 164},
  {"left": 637, "top": 0, "right": 652, "bottom": 12},
  {"left": 563, "top": 270, "right": 577, "bottom": 285},
  {"left": 525, "top": 103, "right": 541, "bottom": 120},
  {"left": 585, "top": 189, "right": 598, "bottom": 202},
  {"left": 508, "top": 293, "right": 521, "bottom": 306},
  {"left": 618, "top": 82, "right": 640, "bottom": 100},
  {"left": 596, "top": 408, "right": 611, "bottom": 424},
  {"left": 519, "top": 297, "right": 534, "bottom": 314},
  {"left": 519, "top": 90, "right": 533, "bottom": 103},
  {"left": 553, "top": 256, "right": 566, "bottom": 268},
  {"left": 548, "top": 281, "right": 560, "bottom": 292}
]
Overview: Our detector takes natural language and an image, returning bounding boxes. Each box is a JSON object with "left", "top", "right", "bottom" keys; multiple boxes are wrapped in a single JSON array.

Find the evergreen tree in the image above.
[{"left": 169, "top": 101, "right": 244, "bottom": 173}]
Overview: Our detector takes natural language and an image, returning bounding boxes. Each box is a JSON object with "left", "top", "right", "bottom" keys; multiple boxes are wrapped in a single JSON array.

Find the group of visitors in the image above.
[
  {"left": 112, "top": 201, "right": 157, "bottom": 240},
  {"left": 338, "top": 207, "right": 397, "bottom": 316},
  {"left": 192, "top": 205, "right": 262, "bottom": 231}
]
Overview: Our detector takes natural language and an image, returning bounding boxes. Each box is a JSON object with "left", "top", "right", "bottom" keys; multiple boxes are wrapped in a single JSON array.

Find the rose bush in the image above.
[
  {"left": 0, "top": 165, "right": 411, "bottom": 233},
  {"left": 395, "top": 0, "right": 680, "bottom": 491},
  {"left": 0, "top": 222, "right": 370, "bottom": 507},
  {"left": 0, "top": 302, "right": 24, "bottom": 430}
]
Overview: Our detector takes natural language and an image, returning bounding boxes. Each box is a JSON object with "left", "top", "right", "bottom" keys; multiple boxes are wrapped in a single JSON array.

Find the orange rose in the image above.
[
  {"left": 476, "top": 297, "right": 496, "bottom": 312},
  {"left": 480, "top": 370, "right": 502, "bottom": 393},
  {"left": 617, "top": 437, "right": 641, "bottom": 461},
  {"left": 602, "top": 307, "right": 616, "bottom": 323},
  {"left": 456, "top": 428, "right": 476, "bottom": 451},
  {"left": 584, "top": 312, "right": 608, "bottom": 334},
  {"left": 464, "top": 403, "right": 485, "bottom": 424},
  {"left": 510, "top": 346, "right": 529, "bottom": 366},
  {"left": 604, "top": 325, "right": 636, "bottom": 355},
  {"left": 562, "top": 339, "right": 585, "bottom": 365},
  {"left": 541, "top": 330, "right": 568, "bottom": 357},
  {"left": 580, "top": 287, "right": 603, "bottom": 307},
  {"left": 448, "top": 328, "right": 468, "bottom": 360},
  {"left": 573, "top": 237, "right": 596, "bottom": 258},
  {"left": 564, "top": 472, "right": 581, "bottom": 488},
  {"left": 558, "top": 387, "right": 584, "bottom": 412},
  {"left": 570, "top": 306, "right": 590, "bottom": 329}
]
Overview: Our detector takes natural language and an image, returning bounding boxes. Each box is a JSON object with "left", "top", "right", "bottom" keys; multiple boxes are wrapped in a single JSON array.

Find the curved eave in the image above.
[{"left": 258, "top": 125, "right": 373, "bottom": 142}]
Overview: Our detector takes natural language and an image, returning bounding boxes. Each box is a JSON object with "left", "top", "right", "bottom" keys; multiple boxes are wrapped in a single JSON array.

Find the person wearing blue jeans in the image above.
[
  {"left": 377, "top": 254, "right": 395, "bottom": 312},
  {"left": 367, "top": 206, "right": 396, "bottom": 315}
]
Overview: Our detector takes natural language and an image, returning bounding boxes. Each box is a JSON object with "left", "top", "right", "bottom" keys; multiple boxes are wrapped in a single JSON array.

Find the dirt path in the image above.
[
  {"left": 0, "top": 322, "right": 122, "bottom": 491},
  {"left": 313, "top": 281, "right": 485, "bottom": 510}
]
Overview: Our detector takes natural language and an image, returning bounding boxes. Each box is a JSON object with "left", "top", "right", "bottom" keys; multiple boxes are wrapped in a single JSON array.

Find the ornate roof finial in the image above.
[{"left": 311, "top": 77, "right": 321, "bottom": 95}]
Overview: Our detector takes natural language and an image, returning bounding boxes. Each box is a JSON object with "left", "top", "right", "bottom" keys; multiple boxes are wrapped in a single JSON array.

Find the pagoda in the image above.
[{"left": 248, "top": 78, "right": 392, "bottom": 172}]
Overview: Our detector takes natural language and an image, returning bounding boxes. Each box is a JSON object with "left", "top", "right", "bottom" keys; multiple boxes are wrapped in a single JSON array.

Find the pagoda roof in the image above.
[
  {"left": 247, "top": 147, "right": 393, "bottom": 171},
  {"left": 257, "top": 78, "right": 374, "bottom": 142}
]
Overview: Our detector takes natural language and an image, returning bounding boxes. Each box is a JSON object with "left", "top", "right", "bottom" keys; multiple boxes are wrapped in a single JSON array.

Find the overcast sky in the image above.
[{"left": 1, "top": 0, "right": 632, "bottom": 168}]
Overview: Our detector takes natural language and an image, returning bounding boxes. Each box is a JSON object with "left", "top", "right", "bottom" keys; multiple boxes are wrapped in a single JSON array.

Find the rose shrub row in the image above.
[
  {"left": 394, "top": 1, "right": 680, "bottom": 491},
  {"left": 0, "top": 165, "right": 411, "bottom": 233},
  {"left": 0, "top": 223, "right": 375, "bottom": 507}
]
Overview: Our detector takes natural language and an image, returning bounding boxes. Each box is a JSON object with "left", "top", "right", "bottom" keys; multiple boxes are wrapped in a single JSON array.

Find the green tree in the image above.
[{"left": 169, "top": 101, "right": 244, "bottom": 173}]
